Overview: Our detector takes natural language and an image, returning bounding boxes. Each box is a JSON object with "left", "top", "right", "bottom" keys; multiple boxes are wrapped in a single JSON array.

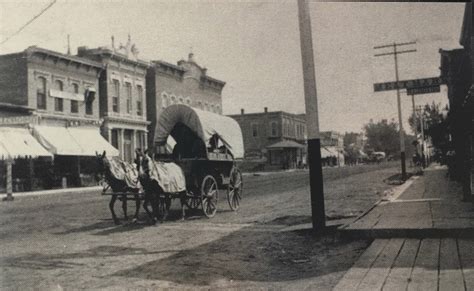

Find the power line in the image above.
[{"left": 0, "top": 0, "right": 57, "bottom": 47}]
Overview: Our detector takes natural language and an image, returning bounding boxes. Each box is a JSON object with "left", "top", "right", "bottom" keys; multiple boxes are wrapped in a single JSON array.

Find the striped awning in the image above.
[{"left": 0, "top": 127, "right": 52, "bottom": 160}]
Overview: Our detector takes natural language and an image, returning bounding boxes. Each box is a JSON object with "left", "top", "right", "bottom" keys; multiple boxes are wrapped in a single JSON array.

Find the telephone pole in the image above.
[
  {"left": 374, "top": 41, "right": 416, "bottom": 180},
  {"left": 297, "top": 0, "right": 325, "bottom": 231}
]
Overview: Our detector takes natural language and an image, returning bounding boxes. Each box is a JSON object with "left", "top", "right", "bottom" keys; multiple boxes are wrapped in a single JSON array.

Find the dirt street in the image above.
[{"left": 0, "top": 163, "right": 399, "bottom": 290}]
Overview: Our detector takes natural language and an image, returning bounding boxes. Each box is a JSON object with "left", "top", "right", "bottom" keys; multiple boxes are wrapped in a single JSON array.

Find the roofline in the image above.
[
  {"left": 80, "top": 47, "right": 150, "bottom": 68},
  {"left": 0, "top": 102, "right": 35, "bottom": 113},
  {"left": 151, "top": 60, "right": 185, "bottom": 72},
  {"left": 25, "top": 46, "right": 104, "bottom": 69},
  {"left": 228, "top": 111, "right": 306, "bottom": 118}
]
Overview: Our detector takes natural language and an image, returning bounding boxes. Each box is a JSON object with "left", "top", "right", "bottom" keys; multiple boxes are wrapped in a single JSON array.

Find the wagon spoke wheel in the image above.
[
  {"left": 185, "top": 190, "right": 200, "bottom": 210},
  {"left": 201, "top": 175, "right": 218, "bottom": 218},
  {"left": 227, "top": 168, "right": 243, "bottom": 211}
]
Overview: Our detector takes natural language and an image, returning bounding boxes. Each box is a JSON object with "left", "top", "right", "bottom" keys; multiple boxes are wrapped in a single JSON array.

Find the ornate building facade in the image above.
[
  {"left": 78, "top": 36, "right": 150, "bottom": 162},
  {"left": 146, "top": 53, "right": 225, "bottom": 147}
]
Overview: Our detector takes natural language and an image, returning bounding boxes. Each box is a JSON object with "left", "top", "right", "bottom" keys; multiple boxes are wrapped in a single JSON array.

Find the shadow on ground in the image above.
[{"left": 112, "top": 225, "right": 370, "bottom": 286}]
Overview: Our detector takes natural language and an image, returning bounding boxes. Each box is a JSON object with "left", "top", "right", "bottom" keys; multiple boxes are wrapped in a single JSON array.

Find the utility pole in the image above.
[
  {"left": 374, "top": 41, "right": 416, "bottom": 180},
  {"left": 417, "top": 106, "right": 426, "bottom": 166},
  {"left": 410, "top": 94, "right": 419, "bottom": 154},
  {"left": 297, "top": 0, "right": 325, "bottom": 230}
]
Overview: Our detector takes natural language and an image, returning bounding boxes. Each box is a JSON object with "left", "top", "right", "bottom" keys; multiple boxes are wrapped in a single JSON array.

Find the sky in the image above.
[{"left": 0, "top": 0, "right": 466, "bottom": 134}]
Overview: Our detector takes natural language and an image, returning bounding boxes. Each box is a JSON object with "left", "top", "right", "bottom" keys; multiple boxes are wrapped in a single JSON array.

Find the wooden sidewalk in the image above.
[
  {"left": 339, "top": 165, "right": 474, "bottom": 239},
  {"left": 334, "top": 238, "right": 474, "bottom": 291}
]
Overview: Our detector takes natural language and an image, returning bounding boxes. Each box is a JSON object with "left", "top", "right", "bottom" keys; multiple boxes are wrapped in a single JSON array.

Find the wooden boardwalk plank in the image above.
[
  {"left": 439, "top": 238, "right": 465, "bottom": 291},
  {"left": 382, "top": 239, "right": 420, "bottom": 291},
  {"left": 458, "top": 239, "right": 474, "bottom": 290},
  {"left": 357, "top": 238, "right": 404, "bottom": 290},
  {"left": 407, "top": 238, "right": 440, "bottom": 291},
  {"left": 333, "top": 239, "right": 389, "bottom": 291}
]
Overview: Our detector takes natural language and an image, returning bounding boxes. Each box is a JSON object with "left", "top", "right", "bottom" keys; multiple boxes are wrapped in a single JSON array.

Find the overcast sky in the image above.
[{"left": 0, "top": 0, "right": 465, "bottom": 133}]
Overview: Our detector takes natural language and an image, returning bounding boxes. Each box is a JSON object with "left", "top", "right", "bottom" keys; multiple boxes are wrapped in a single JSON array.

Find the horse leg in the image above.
[
  {"left": 109, "top": 195, "right": 120, "bottom": 225},
  {"left": 180, "top": 193, "right": 186, "bottom": 221},
  {"left": 122, "top": 195, "right": 128, "bottom": 221},
  {"left": 143, "top": 194, "right": 153, "bottom": 219},
  {"left": 133, "top": 194, "right": 141, "bottom": 223},
  {"left": 163, "top": 195, "right": 171, "bottom": 221}
]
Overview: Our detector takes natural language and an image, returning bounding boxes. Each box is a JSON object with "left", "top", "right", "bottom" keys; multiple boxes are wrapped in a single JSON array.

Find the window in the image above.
[
  {"left": 271, "top": 122, "right": 277, "bottom": 137},
  {"left": 161, "top": 93, "right": 169, "bottom": 108},
  {"left": 216, "top": 105, "right": 221, "bottom": 114},
  {"left": 54, "top": 80, "right": 63, "bottom": 112},
  {"left": 205, "top": 103, "right": 209, "bottom": 111},
  {"left": 112, "top": 79, "right": 120, "bottom": 113},
  {"left": 71, "top": 83, "right": 79, "bottom": 113},
  {"left": 197, "top": 101, "right": 203, "bottom": 110},
  {"left": 36, "top": 76, "right": 47, "bottom": 109},
  {"left": 54, "top": 97, "right": 63, "bottom": 112},
  {"left": 112, "top": 97, "right": 119, "bottom": 113},
  {"left": 125, "top": 82, "right": 132, "bottom": 113},
  {"left": 211, "top": 104, "right": 215, "bottom": 113},
  {"left": 136, "top": 85, "right": 143, "bottom": 116},
  {"left": 252, "top": 123, "right": 258, "bottom": 137},
  {"left": 178, "top": 96, "right": 184, "bottom": 104},
  {"left": 85, "top": 87, "right": 93, "bottom": 115},
  {"left": 170, "top": 95, "right": 176, "bottom": 104},
  {"left": 186, "top": 97, "right": 191, "bottom": 106}
]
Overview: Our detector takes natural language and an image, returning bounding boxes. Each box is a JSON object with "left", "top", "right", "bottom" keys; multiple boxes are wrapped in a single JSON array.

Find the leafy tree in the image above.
[
  {"left": 363, "top": 119, "right": 399, "bottom": 156},
  {"left": 408, "top": 102, "right": 449, "bottom": 157},
  {"left": 343, "top": 132, "right": 359, "bottom": 147}
]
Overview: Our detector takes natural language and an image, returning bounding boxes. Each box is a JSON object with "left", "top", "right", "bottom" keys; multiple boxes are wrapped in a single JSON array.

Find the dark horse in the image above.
[
  {"left": 136, "top": 149, "right": 188, "bottom": 221},
  {"left": 96, "top": 151, "right": 155, "bottom": 225}
]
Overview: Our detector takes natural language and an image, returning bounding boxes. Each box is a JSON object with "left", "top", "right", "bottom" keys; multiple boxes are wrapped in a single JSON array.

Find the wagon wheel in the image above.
[
  {"left": 201, "top": 175, "right": 218, "bottom": 218},
  {"left": 227, "top": 168, "right": 243, "bottom": 211},
  {"left": 184, "top": 189, "right": 201, "bottom": 210}
]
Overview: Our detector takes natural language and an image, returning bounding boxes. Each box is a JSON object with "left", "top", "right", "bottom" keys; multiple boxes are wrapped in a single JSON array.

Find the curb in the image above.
[{"left": 0, "top": 186, "right": 102, "bottom": 199}]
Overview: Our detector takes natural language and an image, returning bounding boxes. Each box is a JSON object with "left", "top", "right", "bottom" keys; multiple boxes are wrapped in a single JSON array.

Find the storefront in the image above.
[{"left": 267, "top": 140, "right": 305, "bottom": 169}]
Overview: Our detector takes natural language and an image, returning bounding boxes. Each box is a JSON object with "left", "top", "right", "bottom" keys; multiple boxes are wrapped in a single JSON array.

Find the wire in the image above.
[{"left": 0, "top": 0, "right": 57, "bottom": 46}]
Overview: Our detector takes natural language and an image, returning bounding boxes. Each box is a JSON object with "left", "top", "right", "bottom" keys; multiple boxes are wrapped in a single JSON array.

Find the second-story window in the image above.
[
  {"left": 125, "top": 82, "right": 132, "bottom": 114},
  {"left": 136, "top": 85, "right": 143, "bottom": 116},
  {"left": 54, "top": 80, "right": 63, "bottom": 112},
  {"left": 85, "top": 87, "right": 93, "bottom": 115},
  {"left": 252, "top": 123, "right": 258, "bottom": 137},
  {"left": 271, "top": 122, "right": 277, "bottom": 137},
  {"left": 71, "top": 83, "right": 79, "bottom": 113},
  {"left": 36, "top": 76, "right": 47, "bottom": 110},
  {"left": 112, "top": 79, "right": 120, "bottom": 113}
]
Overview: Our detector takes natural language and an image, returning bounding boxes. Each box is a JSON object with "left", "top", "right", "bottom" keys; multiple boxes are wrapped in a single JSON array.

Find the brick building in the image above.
[
  {"left": 77, "top": 36, "right": 150, "bottom": 162},
  {"left": 0, "top": 46, "right": 116, "bottom": 190},
  {"left": 146, "top": 53, "right": 225, "bottom": 147},
  {"left": 228, "top": 108, "right": 307, "bottom": 169}
]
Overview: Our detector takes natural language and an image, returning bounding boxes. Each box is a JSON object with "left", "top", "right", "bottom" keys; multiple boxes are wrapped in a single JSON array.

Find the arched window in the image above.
[
  {"left": 186, "top": 97, "right": 191, "bottom": 106},
  {"left": 170, "top": 95, "right": 176, "bottom": 104},
  {"left": 178, "top": 96, "right": 184, "bottom": 104},
  {"left": 54, "top": 80, "right": 63, "bottom": 91},
  {"left": 204, "top": 102, "right": 209, "bottom": 111},
  {"left": 210, "top": 104, "right": 215, "bottom": 113},
  {"left": 197, "top": 101, "right": 203, "bottom": 110},
  {"left": 36, "top": 76, "right": 47, "bottom": 109},
  {"left": 216, "top": 105, "right": 221, "bottom": 114}
]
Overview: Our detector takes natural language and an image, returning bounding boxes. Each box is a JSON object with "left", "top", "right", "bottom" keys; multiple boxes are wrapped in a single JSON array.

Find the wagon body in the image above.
[{"left": 153, "top": 104, "right": 244, "bottom": 216}]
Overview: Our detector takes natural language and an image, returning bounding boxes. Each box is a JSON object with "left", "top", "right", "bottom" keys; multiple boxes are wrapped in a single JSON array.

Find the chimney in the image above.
[
  {"left": 241, "top": 108, "right": 244, "bottom": 115},
  {"left": 188, "top": 52, "right": 194, "bottom": 62},
  {"left": 264, "top": 107, "right": 268, "bottom": 113},
  {"left": 77, "top": 46, "right": 88, "bottom": 57}
]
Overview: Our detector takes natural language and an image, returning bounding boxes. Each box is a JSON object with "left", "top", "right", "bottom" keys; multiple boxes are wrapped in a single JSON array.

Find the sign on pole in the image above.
[
  {"left": 406, "top": 86, "right": 441, "bottom": 95},
  {"left": 374, "top": 77, "right": 442, "bottom": 92}
]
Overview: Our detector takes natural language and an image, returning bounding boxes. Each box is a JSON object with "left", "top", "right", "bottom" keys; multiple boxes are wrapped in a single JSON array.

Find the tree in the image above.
[
  {"left": 408, "top": 102, "right": 450, "bottom": 157},
  {"left": 343, "top": 132, "right": 359, "bottom": 147},
  {"left": 363, "top": 119, "right": 399, "bottom": 156}
]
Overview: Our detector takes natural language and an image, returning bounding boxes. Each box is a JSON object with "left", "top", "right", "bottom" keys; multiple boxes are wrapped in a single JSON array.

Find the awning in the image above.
[
  {"left": 155, "top": 104, "right": 244, "bottom": 159},
  {"left": 67, "top": 127, "right": 119, "bottom": 156},
  {"left": 0, "top": 127, "right": 52, "bottom": 160},
  {"left": 267, "top": 140, "right": 305, "bottom": 149},
  {"left": 320, "top": 147, "right": 335, "bottom": 158},
  {"left": 33, "top": 126, "right": 118, "bottom": 156}
]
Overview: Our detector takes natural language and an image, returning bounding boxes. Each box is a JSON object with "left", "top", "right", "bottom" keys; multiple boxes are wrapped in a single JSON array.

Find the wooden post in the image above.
[
  {"left": 28, "top": 158, "right": 34, "bottom": 191},
  {"left": 297, "top": 0, "right": 326, "bottom": 230},
  {"left": 3, "top": 159, "right": 14, "bottom": 201}
]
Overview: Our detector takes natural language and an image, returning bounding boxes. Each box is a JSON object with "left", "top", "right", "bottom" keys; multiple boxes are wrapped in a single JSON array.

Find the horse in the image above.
[
  {"left": 95, "top": 151, "right": 153, "bottom": 225},
  {"left": 136, "top": 149, "right": 188, "bottom": 221}
]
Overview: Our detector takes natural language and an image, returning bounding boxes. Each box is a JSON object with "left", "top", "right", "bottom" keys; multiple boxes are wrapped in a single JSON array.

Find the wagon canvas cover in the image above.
[{"left": 154, "top": 104, "right": 244, "bottom": 159}]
